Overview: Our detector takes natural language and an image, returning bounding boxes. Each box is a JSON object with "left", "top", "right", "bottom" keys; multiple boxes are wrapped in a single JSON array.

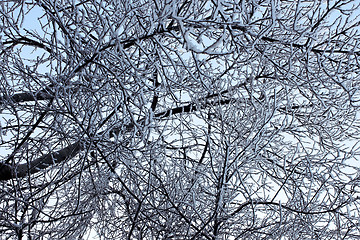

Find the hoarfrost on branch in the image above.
[{"left": 0, "top": 0, "right": 360, "bottom": 239}]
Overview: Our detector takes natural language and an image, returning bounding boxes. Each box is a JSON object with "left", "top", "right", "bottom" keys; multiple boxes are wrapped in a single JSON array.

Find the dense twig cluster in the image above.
[{"left": 1, "top": 0, "right": 360, "bottom": 239}]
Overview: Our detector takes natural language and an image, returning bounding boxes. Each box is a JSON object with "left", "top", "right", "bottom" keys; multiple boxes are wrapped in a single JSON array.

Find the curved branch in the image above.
[
  {"left": 230, "top": 199, "right": 349, "bottom": 217},
  {"left": 2, "top": 36, "right": 53, "bottom": 55},
  {"left": 0, "top": 141, "right": 82, "bottom": 181}
]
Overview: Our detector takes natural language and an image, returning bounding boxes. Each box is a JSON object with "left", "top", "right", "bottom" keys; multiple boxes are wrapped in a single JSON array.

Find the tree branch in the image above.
[
  {"left": 0, "top": 87, "right": 54, "bottom": 104},
  {"left": 0, "top": 141, "right": 82, "bottom": 181}
]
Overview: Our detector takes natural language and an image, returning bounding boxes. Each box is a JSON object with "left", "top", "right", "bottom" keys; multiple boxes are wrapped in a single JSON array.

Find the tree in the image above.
[{"left": 1, "top": 0, "right": 360, "bottom": 239}]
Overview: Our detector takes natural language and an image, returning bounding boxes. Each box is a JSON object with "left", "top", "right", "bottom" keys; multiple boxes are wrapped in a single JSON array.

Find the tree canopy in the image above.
[{"left": 1, "top": 0, "right": 360, "bottom": 239}]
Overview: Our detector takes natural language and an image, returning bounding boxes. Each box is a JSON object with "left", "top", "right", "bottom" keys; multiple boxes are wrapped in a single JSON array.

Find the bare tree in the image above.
[{"left": 1, "top": 0, "right": 360, "bottom": 239}]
